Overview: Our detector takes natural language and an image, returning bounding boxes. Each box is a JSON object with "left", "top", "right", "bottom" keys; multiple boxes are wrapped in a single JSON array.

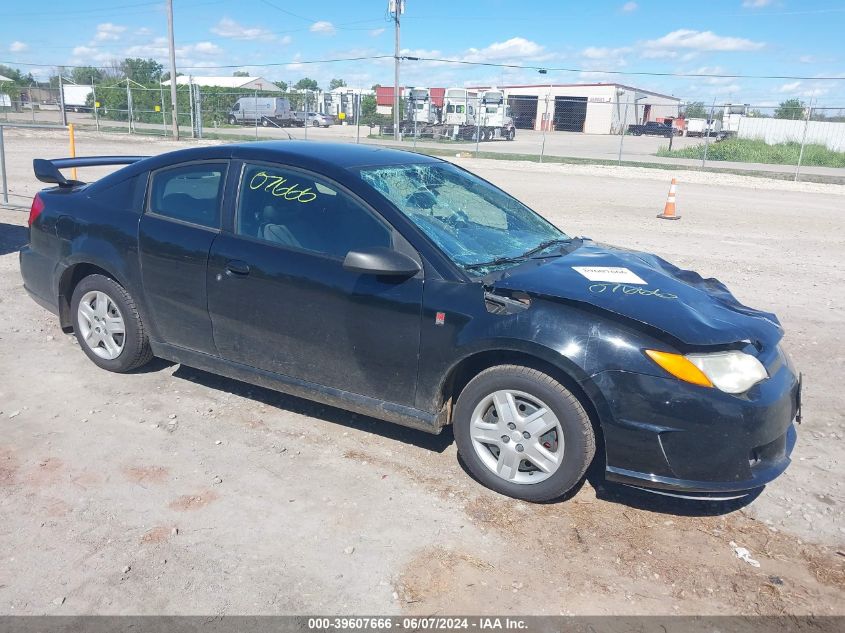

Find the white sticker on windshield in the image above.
[{"left": 572, "top": 266, "right": 647, "bottom": 285}]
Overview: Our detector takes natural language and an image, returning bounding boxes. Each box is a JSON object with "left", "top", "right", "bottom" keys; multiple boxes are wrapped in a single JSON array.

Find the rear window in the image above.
[{"left": 148, "top": 162, "right": 226, "bottom": 229}]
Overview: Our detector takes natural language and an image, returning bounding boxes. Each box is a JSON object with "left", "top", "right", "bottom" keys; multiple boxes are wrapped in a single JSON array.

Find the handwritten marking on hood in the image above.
[
  {"left": 589, "top": 283, "right": 678, "bottom": 300},
  {"left": 572, "top": 266, "right": 647, "bottom": 285}
]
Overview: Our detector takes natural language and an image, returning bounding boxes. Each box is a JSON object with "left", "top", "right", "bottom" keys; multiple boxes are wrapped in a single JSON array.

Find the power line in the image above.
[
  {"left": 400, "top": 56, "right": 845, "bottom": 81},
  {"left": 3, "top": 54, "right": 844, "bottom": 83}
]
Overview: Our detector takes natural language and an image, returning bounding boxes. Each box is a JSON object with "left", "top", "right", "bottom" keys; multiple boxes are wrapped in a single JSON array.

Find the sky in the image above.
[{"left": 1, "top": 0, "right": 844, "bottom": 109}]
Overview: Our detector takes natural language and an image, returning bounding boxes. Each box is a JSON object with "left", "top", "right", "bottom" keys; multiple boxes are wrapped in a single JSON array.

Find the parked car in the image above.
[
  {"left": 295, "top": 111, "right": 332, "bottom": 127},
  {"left": 628, "top": 121, "right": 677, "bottom": 137},
  {"left": 21, "top": 143, "right": 800, "bottom": 502},
  {"left": 228, "top": 97, "right": 296, "bottom": 127}
]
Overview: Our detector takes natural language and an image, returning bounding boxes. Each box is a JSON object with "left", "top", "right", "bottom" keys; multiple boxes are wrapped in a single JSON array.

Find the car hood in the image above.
[{"left": 489, "top": 241, "right": 782, "bottom": 347}]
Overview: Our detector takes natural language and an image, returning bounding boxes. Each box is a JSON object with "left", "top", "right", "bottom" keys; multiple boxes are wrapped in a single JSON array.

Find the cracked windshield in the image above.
[{"left": 359, "top": 163, "right": 568, "bottom": 274}]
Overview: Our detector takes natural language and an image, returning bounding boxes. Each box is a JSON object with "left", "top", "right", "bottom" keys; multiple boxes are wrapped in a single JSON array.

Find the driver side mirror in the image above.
[{"left": 343, "top": 247, "right": 421, "bottom": 277}]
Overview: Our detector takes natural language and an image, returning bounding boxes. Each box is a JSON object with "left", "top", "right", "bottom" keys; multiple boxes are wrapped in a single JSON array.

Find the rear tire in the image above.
[
  {"left": 70, "top": 274, "right": 153, "bottom": 373},
  {"left": 453, "top": 365, "right": 595, "bottom": 502}
]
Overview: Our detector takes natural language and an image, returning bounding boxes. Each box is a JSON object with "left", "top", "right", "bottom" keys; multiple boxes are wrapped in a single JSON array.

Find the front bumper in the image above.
[{"left": 591, "top": 356, "right": 800, "bottom": 496}]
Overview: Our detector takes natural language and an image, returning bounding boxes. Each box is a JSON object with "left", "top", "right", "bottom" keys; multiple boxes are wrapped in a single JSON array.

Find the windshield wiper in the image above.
[
  {"left": 519, "top": 237, "right": 573, "bottom": 259},
  {"left": 464, "top": 255, "right": 527, "bottom": 271},
  {"left": 463, "top": 238, "right": 574, "bottom": 272}
]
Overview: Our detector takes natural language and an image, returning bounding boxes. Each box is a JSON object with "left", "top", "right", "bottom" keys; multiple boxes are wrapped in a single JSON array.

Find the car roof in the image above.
[
  {"left": 90, "top": 141, "right": 443, "bottom": 190},
  {"left": 229, "top": 141, "right": 439, "bottom": 169}
]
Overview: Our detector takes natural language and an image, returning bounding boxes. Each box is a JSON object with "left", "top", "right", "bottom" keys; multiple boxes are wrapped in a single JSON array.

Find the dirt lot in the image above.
[{"left": 0, "top": 129, "right": 843, "bottom": 616}]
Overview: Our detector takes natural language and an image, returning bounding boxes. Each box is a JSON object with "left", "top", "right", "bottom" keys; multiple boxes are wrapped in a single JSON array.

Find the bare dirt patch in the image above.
[
  {"left": 167, "top": 490, "right": 220, "bottom": 512},
  {"left": 122, "top": 465, "right": 170, "bottom": 485}
]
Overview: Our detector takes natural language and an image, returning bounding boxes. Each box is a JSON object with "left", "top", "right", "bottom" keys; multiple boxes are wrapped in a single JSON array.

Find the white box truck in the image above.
[{"left": 62, "top": 84, "right": 93, "bottom": 113}]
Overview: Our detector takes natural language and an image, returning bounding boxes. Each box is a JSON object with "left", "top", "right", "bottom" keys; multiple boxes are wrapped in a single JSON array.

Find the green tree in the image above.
[
  {"left": 233, "top": 70, "right": 250, "bottom": 77},
  {"left": 775, "top": 98, "right": 805, "bottom": 120},
  {"left": 294, "top": 77, "right": 319, "bottom": 91},
  {"left": 121, "top": 58, "right": 163, "bottom": 83},
  {"left": 70, "top": 66, "right": 103, "bottom": 85},
  {"left": 274, "top": 80, "right": 288, "bottom": 91},
  {"left": 359, "top": 94, "right": 380, "bottom": 127},
  {"left": 682, "top": 101, "right": 707, "bottom": 119},
  {"left": 328, "top": 78, "right": 347, "bottom": 91},
  {"left": 0, "top": 64, "right": 34, "bottom": 84}
]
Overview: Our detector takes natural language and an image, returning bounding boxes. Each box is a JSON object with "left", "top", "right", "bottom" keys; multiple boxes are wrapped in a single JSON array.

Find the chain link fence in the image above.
[{"left": 1, "top": 81, "right": 844, "bottom": 183}]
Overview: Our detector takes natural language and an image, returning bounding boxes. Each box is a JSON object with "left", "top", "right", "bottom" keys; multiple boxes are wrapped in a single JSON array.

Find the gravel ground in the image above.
[{"left": 0, "top": 129, "right": 842, "bottom": 616}]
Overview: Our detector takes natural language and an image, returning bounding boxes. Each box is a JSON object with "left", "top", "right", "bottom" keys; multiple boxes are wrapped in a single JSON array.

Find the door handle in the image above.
[{"left": 225, "top": 260, "right": 250, "bottom": 276}]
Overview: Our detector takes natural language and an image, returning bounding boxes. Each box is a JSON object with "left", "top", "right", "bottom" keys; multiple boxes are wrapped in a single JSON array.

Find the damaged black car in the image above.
[{"left": 20, "top": 142, "right": 801, "bottom": 502}]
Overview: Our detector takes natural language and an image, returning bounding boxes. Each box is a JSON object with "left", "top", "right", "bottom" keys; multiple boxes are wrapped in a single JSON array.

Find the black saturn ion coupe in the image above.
[{"left": 20, "top": 142, "right": 801, "bottom": 502}]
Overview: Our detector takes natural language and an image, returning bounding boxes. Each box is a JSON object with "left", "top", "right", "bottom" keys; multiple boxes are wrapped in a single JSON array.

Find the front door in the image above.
[
  {"left": 139, "top": 160, "right": 227, "bottom": 354},
  {"left": 207, "top": 162, "right": 424, "bottom": 407}
]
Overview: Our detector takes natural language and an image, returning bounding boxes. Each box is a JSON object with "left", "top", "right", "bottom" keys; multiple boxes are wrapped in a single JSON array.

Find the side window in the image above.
[
  {"left": 233, "top": 102, "right": 240, "bottom": 111},
  {"left": 236, "top": 163, "right": 391, "bottom": 259},
  {"left": 149, "top": 163, "right": 226, "bottom": 229}
]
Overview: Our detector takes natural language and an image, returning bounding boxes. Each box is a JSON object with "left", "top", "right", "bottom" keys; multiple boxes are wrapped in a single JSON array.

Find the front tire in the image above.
[
  {"left": 70, "top": 274, "right": 153, "bottom": 373},
  {"left": 228, "top": 115, "right": 237, "bottom": 125},
  {"left": 453, "top": 365, "right": 595, "bottom": 502}
]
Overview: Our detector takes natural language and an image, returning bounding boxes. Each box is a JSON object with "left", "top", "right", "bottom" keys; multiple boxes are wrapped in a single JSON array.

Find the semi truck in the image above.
[{"left": 400, "top": 87, "right": 515, "bottom": 141}]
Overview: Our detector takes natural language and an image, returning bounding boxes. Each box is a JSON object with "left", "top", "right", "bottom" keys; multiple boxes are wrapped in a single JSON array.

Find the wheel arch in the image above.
[
  {"left": 57, "top": 260, "right": 128, "bottom": 331},
  {"left": 438, "top": 346, "right": 609, "bottom": 472}
]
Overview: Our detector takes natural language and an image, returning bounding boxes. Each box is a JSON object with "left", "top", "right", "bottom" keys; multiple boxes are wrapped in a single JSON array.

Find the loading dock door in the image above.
[
  {"left": 508, "top": 95, "right": 538, "bottom": 130},
  {"left": 554, "top": 96, "right": 587, "bottom": 132}
]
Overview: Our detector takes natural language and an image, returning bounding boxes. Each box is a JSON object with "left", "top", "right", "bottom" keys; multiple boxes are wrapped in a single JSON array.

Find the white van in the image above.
[{"left": 228, "top": 97, "right": 296, "bottom": 127}]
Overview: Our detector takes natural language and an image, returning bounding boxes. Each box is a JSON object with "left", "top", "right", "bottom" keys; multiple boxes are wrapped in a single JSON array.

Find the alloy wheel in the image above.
[
  {"left": 76, "top": 290, "right": 126, "bottom": 360},
  {"left": 469, "top": 389, "right": 564, "bottom": 484}
]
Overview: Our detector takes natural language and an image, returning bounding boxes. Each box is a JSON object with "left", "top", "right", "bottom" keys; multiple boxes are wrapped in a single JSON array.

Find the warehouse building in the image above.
[
  {"left": 162, "top": 76, "right": 279, "bottom": 91},
  {"left": 473, "top": 83, "right": 681, "bottom": 134}
]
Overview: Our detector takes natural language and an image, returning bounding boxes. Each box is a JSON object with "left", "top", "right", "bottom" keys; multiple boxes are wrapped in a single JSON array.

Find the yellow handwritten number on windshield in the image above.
[{"left": 249, "top": 171, "right": 318, "bottom": 203}]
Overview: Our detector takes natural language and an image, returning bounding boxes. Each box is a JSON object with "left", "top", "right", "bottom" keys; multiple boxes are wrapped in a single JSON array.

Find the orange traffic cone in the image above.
[{"left": 657, "top": 178, "right": 681, "bottom": 220}]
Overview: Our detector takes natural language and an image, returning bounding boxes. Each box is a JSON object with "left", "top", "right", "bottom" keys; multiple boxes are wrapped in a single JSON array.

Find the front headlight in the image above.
[
  {"left": 645, "top": 349, "right": 768, "bottom": 394},
  {"left": 686, "top": 350, "right": 768, "bottom": 394}
]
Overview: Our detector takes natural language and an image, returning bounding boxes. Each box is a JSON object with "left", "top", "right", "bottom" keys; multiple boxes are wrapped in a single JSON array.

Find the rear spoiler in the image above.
[{"left": 33, "top": 156, "right": 149, "bottom": 187}]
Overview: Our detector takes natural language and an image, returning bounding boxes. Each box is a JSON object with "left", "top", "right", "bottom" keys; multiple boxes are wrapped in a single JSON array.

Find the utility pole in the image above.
[
  {"left": 166, "top": 0, "right": 180, "bottom": 140},
  {"left": 391, "top": 0, "right": 404, "bottom": 140},
  {"left": 58, "top": 73, "right": 67, "bottom": 127}
]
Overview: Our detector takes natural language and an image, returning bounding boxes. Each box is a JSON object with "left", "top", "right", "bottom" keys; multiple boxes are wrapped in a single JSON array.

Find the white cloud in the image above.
[
  {"left": 742, "top": 0, "right": 773, "bottom": 7},
  {"left": 621, "top": 2, "right": 638, "bottom": 12},
  {"left": 461, "top": 37, "right": 550, "bottom": 65},
  {"left": 123, "top": 37, "right": 223, "bottom": 63},
  {"left": 71, "top": 45, "right": 111, "bottom": 64},
  {"left": 777, "top": 80, "right": 831, "bottom": 98},
  {"left": 644, "top": 29, "right": 765, "bottom": 52},
  {"left": 135, "top": 27, "right": 153, "bottom": 36},
  {"left": 211, "top": 17, "right": 276, "bottom": 41},
  {"left": 581, "top": 46, "right": 631, "bottom": 60},
  {"left": 192, "top": 41, "right": 222, "bottom": 55},
  {"left": 310, "top": 21, "right": 336, "bottom": 35},
  {"left": 9, "top": 41, "right": 28, "bottom": 53},
  {"left": 93, "top": 23, "right": 127, "bottom": 42},
  {"left": 369, "top": 28, "right": 385, "bottom": 37},
  {"left": 691, "top": 66, "right": 736, "bottom": 85}
]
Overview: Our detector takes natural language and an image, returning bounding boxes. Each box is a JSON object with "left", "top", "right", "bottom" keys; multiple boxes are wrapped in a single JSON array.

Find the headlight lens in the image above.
[
  {"left": 686, "top": 351, "right": 768, "bottom": 393},
  {"left": 646, "top": 349, "right": 768, "bottom": 394}
]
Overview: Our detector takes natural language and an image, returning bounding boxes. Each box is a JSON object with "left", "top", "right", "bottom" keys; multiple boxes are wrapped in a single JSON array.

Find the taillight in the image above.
[{"left": 29, "top": 193, "right": 45, "bottom": 227}]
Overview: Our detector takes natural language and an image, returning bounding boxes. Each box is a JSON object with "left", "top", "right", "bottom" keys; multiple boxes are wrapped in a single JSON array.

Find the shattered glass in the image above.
[{"left": 359, "top": 163, "right": 567, "bottom": 274}]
